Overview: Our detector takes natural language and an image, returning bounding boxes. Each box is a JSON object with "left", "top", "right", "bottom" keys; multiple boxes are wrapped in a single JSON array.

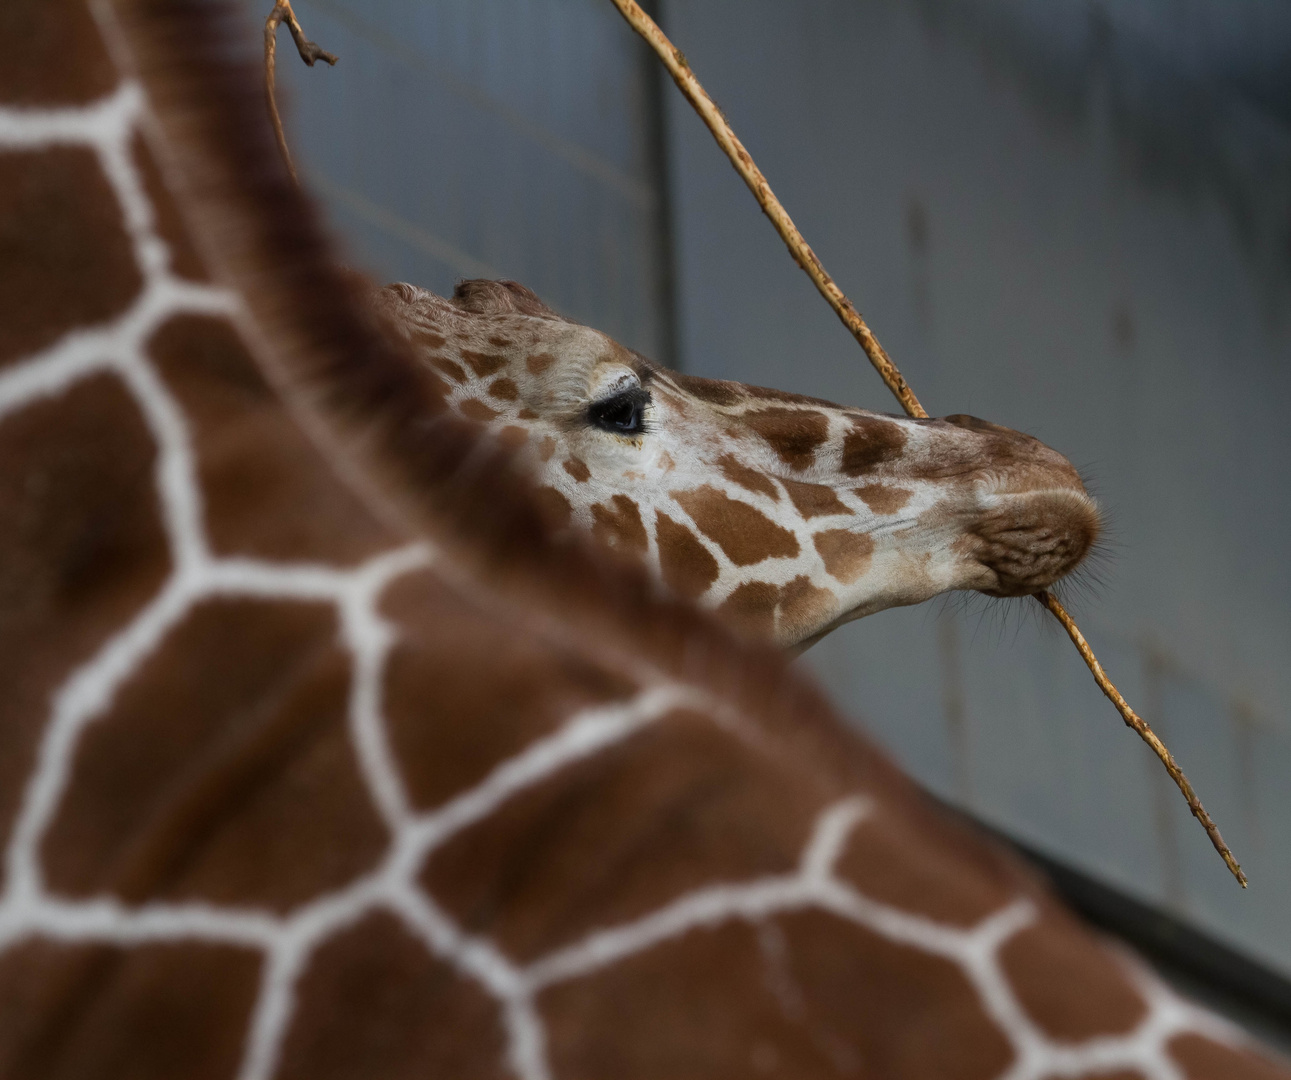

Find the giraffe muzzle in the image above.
[{"left": 970, "top": 487, "right": 1101, "bottom": 596}]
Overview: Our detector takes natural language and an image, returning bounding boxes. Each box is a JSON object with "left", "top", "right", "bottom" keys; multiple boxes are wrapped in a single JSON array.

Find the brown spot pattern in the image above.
[
  {"left": 813, "top": 529, "right": 874, "bottom": 584},
  {"left": 672, "top": 485, "right": 798, "bottom": 566},
  {"left": 382, "top": 570, "right": 636, "bottom": 813},
  {"left": 429, "top": 357, "right": 468, "bottom": 383},
  {"left": 150, "top": 315, "right": 394, "bottom": 564},
  {"left": 0, "top": 148, "right": 142, "bottom": 368},
  {"left": 132, "top": 134, "right": 207, "bottom": 283},
  {"left": 718, "top": 453, "right": 779, "bottom": 501},
  {"left": 782, "top": 479, "right": 850, "bottom": 519},
  {"left": 460, "top": 350, "right": 506, "bottom": 378},
  {"left": 537, "top": 435, "right": 557, "bottom": 461},
  {"left": 669, "top": 372, "right": 743, "bottom": 406},
  {"left": 0, "top": 939, "right": 260, "bottom": 1080},
  {"left": 1169, "top": 1034, "right": 1291, "bottom": 1080},
  {"left": 562, "top": 457, "right": 590, "bottom": 483},
  {"left": 458, "top": 399, "right": 499, "bottom": 422},
  {"left": 41, "top": 598, "right": 388, "bottom": 911},
  {"left": 717, "top": 581, "right": 779, "bottom": 639},
  {"left": 421, "top": 714, "right": 821, "bottom": 961},
  {"left": 842, "top": 418, "right": 909, "bottom": 476},
  {"left": 497, "top": 426, "right": 528, "bottom": 449},
  {"left": 591, "top": 495, "right": 648, "bottom": 556},
  {"left": 743, "top": 408, "right": 830, "bottom": 471},
  {"left": 517, "top": 407, "right": 539, "bottom": 420},
  {"left": 0, "top": 0, "right": 117, "bottom": 106},
  {"left": 776, "top": 910, "right": 1015, "bottom": 1079},
  {"left": 276, "top": 913, "right": 509, "bottom": 1080},
  {"left": 0, "top": 375, "right": 170, "bottom": 892},
  {"left": 998, "top": 915, "right": 1147, "bottom": 1039},
  {"left": 525, "top": 351, "right": 555, "bottom": 375},
  {"left": 777, "top": 575, "right": 838, "bottom": 636},
  {"left": 655, "top": 512, "right": 719, "bottom": 599},
  {"left": 488, "top": 378, "right": 519, "bottom": 401},
  {"left": 836, "top": 806, "right": 1017, "bottom": 927},
  {"left": 854, "top": 482, "right": 913, "bottom": 514},
  {"left": 541, "top": 913, "right": 1012, "bottom": 1080},
  {"left": 413, "top": 328, "right": 447, "bottom": 351}
]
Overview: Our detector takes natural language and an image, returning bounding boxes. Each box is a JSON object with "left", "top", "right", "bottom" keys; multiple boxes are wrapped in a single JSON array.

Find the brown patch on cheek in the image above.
[
  {"left": 488, "top": 334, "right": 514, "bottom": 347},
  {"left": 854, "top": 482, "right": 913, "bottom": 514},
  {"left": 781, "top": 479, "right": 849, "bottom": 519},
  {"left": 517, "top": 408, "right": 539, "bottom": 421},
  {"left": 525, "top": 352, "right": 555, "bottom": 375},
  {"left": 428, "top": 357, "right": 467, "bottom": 383},
  {"left": 488, "top": 378, "right": 519, "bottom": 401},
  {"left": 537, "top": 436, "right": 557, "bottom": 462},
  {"left": 813, "top": 529, "right": 874, "bottom": 584},
  {"left": 460, "top": 350, "right": 506, "bottom": 378},
  {"left": 842, "top": 418, "right": 909, "bottom": 476},
  {"left": 742, "top": 408, "right": 830, "bottom": 471},
  {"left": 413, "top": 328, "right": 447, "bottom": 351},
  {"left": 657, "top": 450, "right": 676, "bottom": 472},
  {"left": 671, "top": 485, "right": 799, "bottom": 566},
  {"left": 562, "top": 457, "right": 590, "bottom": 483},
  {"left": 716, "top": 582, "right": 779, "bottom": 638},
  {"left": 0, "top": 148, "right": 143, "bottom": 369},
  {"left": 717, "top": 453, "right": 779, "bottom": 501},
  {"left": 590, "top": 495, "right": 648, "bottom": 556},
  {"left": 532, "top": 486, "right": 572, "bottom": 530},
  {"left": 497, "top": 426, "right": 528, "bottom": 450},
  {"left": 457, "top": 399, "right": 499, "bottom": 423},
  {"left": 655, "top": 512, "right": 719, "bottom": 600},
  {"left": 777, "top": 575, "right": 838, "bottom": 635}
]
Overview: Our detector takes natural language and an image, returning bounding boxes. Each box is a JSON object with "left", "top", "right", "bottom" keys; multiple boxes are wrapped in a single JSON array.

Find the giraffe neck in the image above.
[{"left": 0, "top": 4, "right": 1281, "bottom": 1080}]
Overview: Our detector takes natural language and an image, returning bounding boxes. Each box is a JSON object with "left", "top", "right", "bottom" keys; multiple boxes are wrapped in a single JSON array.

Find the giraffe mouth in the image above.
[{"left": 969, "top": 488, "right": 1101, "bottom": 596}]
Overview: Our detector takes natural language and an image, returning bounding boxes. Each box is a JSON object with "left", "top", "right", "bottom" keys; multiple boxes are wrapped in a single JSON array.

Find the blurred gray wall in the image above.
[
  {"left": 268, "top": 0, "right": 674, "bottom": 362},
  {"left": 661, "top": 0, "right": 1291, "bottom": 977},
  {"left": 268, "top": 0, "right": 1291, "bottom": 977}
]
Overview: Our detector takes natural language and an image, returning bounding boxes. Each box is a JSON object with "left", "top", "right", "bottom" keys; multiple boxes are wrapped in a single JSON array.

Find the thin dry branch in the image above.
[
  {"left": 608, "top": 0, "right": 1246, "bottom": 887},
  {"left": 264, "top": 0, "right": 337, "bottom": 184}
]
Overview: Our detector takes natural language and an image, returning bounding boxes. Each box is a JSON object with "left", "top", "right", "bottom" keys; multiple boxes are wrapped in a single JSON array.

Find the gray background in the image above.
[{"left": 260, "top": 0, "right": 1291, "bottom": 980}]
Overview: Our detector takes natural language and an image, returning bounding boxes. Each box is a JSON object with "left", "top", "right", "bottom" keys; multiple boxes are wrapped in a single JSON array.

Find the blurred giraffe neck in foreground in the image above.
[
  {"left": 375, "top": 281, "right": 1099, "bottom": 648},
  {"left": 0, "top": 3, "right": 1282, "bottom": 1080}
]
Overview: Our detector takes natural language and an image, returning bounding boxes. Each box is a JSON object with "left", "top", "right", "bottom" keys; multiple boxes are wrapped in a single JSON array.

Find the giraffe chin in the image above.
[{"left": 969, "top": 488, "right": 1102, "bottom": 597}]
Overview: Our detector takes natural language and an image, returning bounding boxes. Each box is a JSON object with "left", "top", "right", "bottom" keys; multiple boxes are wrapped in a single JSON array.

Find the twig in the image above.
[
  {"left": 609, "top": 0, "right": 1246, "bottom": 887},
  {"left": 264, "top": 0, "right": 338, "bottom": 184},
  {"left": 1040, "top": 593, "right": 1246, "bottom": 886}
]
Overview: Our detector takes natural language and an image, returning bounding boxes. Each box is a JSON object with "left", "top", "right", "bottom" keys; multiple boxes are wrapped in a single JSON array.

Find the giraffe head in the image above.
[{"left": 376, "top": 280, "right": 1099, "bottom": 647}]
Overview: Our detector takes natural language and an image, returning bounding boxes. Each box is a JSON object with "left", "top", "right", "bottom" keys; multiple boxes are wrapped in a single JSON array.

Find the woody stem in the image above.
[{"left": 608, "top": 0, "right": 1245, "bottom": 887}]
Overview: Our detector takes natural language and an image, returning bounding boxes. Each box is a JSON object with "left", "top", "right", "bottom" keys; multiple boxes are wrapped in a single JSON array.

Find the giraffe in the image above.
[
  {"left": 0, "top": 3, "right": 1286, "bottom": 1079},
  {"left": 373, "top": 280, "right": 1100, "bottom": 648}
]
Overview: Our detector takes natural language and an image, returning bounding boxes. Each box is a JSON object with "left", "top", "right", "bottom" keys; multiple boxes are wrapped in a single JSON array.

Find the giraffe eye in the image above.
[{"left": 588, "top": 386, "right": 650, "bottom": 436}]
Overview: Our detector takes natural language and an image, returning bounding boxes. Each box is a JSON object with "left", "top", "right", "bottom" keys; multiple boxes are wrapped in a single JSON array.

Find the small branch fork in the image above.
[
  {"left": 264, "top": 0, "right": 337, "bottom": 184},
  {"left": 607, "top": 0, "right": 1246, "bottom": 887}
]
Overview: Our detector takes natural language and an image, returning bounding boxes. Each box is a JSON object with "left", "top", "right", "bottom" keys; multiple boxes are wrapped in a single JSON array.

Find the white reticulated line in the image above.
[{"left": 0, "top": 80, "right": 1252, "bottom": 1080}]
